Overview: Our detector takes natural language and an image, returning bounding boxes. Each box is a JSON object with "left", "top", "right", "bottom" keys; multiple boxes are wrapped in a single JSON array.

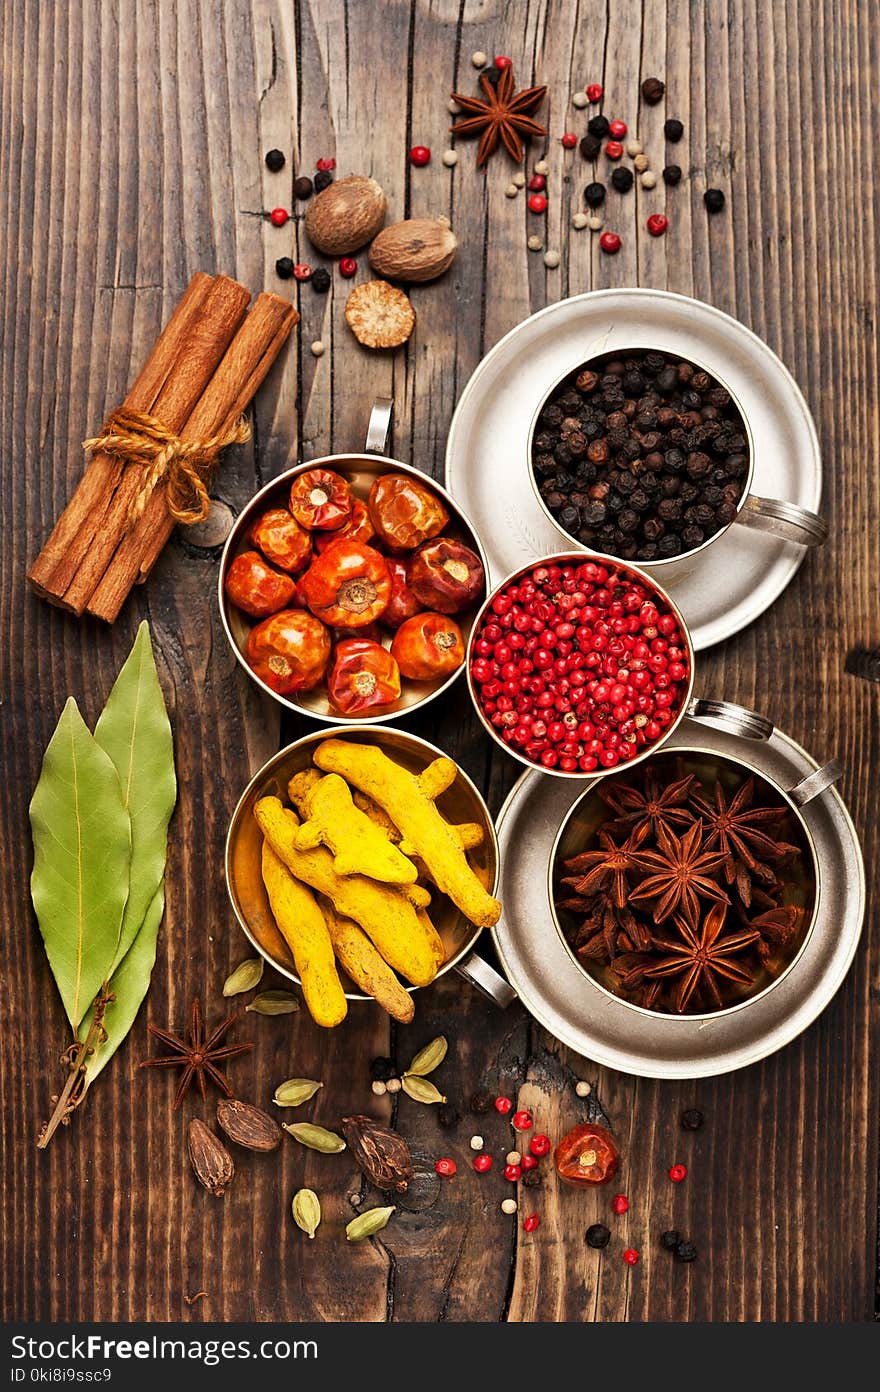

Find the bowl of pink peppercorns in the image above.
[{"left": 466, "top": 553, "right": 695, "bottom": 777}]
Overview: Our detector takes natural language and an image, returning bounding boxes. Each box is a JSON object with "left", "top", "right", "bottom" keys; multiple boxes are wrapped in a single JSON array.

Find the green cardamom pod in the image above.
[
  {"left": 291, "top": 1188, "right": 321, "bottom": 1239},
  {"left": 222, "top": 957, "right": 264, "bottom": 997},
  {"left": 282, "top": 1122, "right": 346, "bottom": 1153},
  {"left": 246, "top": 990, "right": 300, "bottom": 1015},
  {"left": 401, "top": 1074, "right": 446, "bottom": 1105},
  {"left": 404, "top": 1035, "right": 447, "bottom": 1077},
  {"left": 273, "top": 1078, "right": 323, "bottom": 1108},
  {"left": 345, "top": 1206, "right": 395, "bottom": 1243}
]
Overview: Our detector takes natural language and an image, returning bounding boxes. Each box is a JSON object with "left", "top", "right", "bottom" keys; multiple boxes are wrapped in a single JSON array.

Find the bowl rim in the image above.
[
  {"left": 526, "top": 343, "right": 756, "bottom": 569},
  {"left": 546, "top": 741, "right": 822, "bottom": 1021},
  {"left": 224, "top": 724, "right": 500, "bottom": 1000},
  {"left": 465, "top": 550, "right": 697, "bottom": 779},
  {"left": 218, "top": 452, "right": 491, "bottom": 725}
]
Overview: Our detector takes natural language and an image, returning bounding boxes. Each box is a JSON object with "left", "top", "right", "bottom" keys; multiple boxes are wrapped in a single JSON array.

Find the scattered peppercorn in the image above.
[
  {"left": 605, "top": 140, "right": 624, "bottom": 160},
  {"left": 385, "top": 1077, "right": 402, "bottom": 1094},
  {"left": 371, "top": 1057, "right": 395, "bottom": 1081},
  {"left": 599, "top": 231, "right": 621, "bottom": 254},
  {"left": 315, "top": 157, "right": 336, "bottom": 172},
  {"left": 522, "top": 1169, "right": 542, "bottom": 1188},
  {"left": 622, "top": 1248, "right": 640, "bottom": 1266},
  {"left": 482, "top": 64, "right": 502, "bottom": 88},
  {"left": 473, "top": 1153, "right": 493, "bottom": 1173},
  {"left": 586, "top": 1223, "right": 611, "bottom": 1248},
  {"left": 470, "top": 1134, "right": 484, "bottom": 1150},
  {"left": 612, "top": 1194, "right": 629, "bottom": 1215},
  {"left": 528, "top": 173, "right": 546, "bottom": 191},
  {"left": 668, "top": 1163, "right": 687, "bottom": 1183},
  {"left": 494, "top": 55, "right": 512, "bottom": 69},
  {"left": 269, "top": 207, "right": 289, "bottom": 227},
  {"left": 338, "top": 256, "right": 358, "bottom": 278},
  {"left": 660, "top": 1229, "right": 681, "bottom": 1250},
  {"left": 437, "top": 1103, "right": 460, "bottom": 1129},
  {"left": 664, "top": 118, "right": 684, "bottom": 142},
  {"left": 521, "top": 1153, "right": 538, "bottom": 1170},
  {"left": 293, "top": 263, "right": 312, "bottom": 281},
  {"left": 275, "top": 257, "right": 295, "bottom": 280},
  {"left": 528, "top": 193, "right": 548, "bottom": 214},
  {"left": 512, "top": 1110, "right": 533, "bottom": 1131},
  {"left": 640, "top": 170, "right": 657, "bottom": 189},
  {"left": 264, "top": 148, "right": 285, "bottom": 172},
  {"left": 647, "top": 213, "right": 668, "bottom": 236},
  {"left": 523, "top": 1214, "right": 540, "bottom": 1233},
  {"left": 506, "top": 1150, "right": 522, "bottom": 1166},
  {"left": 371, "top": 1079, "right": 387, "bottom": 1096},
  {"left": 293, "top": 175, "right": 314, "bottom": 199},
  {"left": 641, "top": 76, "right": 665, "bottom": 105},
  {"left": 662, "top": 164, "right": 682, "bottom": 186},
  {"left": 580, "top": 133, "right": 602, "bottom": 160},
  {"left": 588, "top": 114, "right": 610, "bottom": 138},
  {"left": 572, "top": 91, "right": 589, "bottom": 109},
  {"left": 501, "top": 1198, "right": 518, "bottom": 1215},
  {"left": 311, "top": 267, "right": 331, "bottom": 293},
  {"left": 675, "top": 1239, "right": 698, "bottom": 1263},
  {"left": 410, "top": 145, "right": 431, "bottom": 166},
  {"left": 633, "top": 152, "right": 650, "bottom": 172},
  {"left": 584, "top": 181, "right": 606, "bottom": 207},
  {"left": 608, "top": 119, "right": 627, "bottom": 138},
  {"left": 704, "top": 187, "right": 726, "bottom": 213},
  {"left": 611, "top": 166, "right": 634, "bottom": 193},
  {"left": 435, "top": 1157, "right": 457, "bottom": 1177},
  {"left": 529, "top": 1134, "right": 551, "bottom": 1157},
  {"left": 504, "top": 1164, "right": 522, "bottom": 1182},
  {"left": 626, "top": 139, "right": 644, "bottom": 157},
  {"left": 314, "top": 170, "right": 333, "bottom": 192},
  {"left": 495, "top": 1096, "right": 513, "bottom": 1115},
  {"left": 586, "top": 83, "right": 604, "bottom": 103},
  {"left": 470, "top": 1090, "right": 494, "bottom": 1114},
  {"left": 561, "top": 132, "right": 578, "bottom": 149},
  {"left": 575, "top": 1081, "right": 592, "bottom": 1098},
  {"left": 681, "top": 1108, "right": 704, "bottom": 1131}
]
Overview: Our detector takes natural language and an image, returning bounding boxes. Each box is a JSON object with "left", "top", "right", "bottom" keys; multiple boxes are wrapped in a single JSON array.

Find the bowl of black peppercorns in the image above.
[{"left": 529, "top": 347, "right": 757, "bottom": 574}]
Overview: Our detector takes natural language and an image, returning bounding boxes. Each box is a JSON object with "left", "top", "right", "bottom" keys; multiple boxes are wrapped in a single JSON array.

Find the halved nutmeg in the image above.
[
  {"left": 344, "top": 280, "right": 415, "bottom": 349},
  {"left": 216, "top": 1098, "right": 283, "bottom": 1152},
  {"left": 368, "top": 217, "right": 458, "bottom": 283},
  {"left": 304, "top": 175, "right": 387, "bottom": 255}
]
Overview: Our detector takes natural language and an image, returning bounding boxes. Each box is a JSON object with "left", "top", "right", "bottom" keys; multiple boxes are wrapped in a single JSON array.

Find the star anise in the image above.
[
  {"left": 640, "top": 903, "right": 760, "bottom": 1013},
  {"left": 600, "top": 769, "right": 697, "bottom": 841},
  {"left": 563, "top": 892, "right": 653, "bottom": 960},
  {"left": 139, "top": 997, "right": 253, "bottom": 1108},
  {"left": 748, "top": 905, "right": 805, "bottom": 967},
  {"left": 627, "top": 820, "right": 729, "bottom": 930},
  {"left": 561, "top": 826, "right": 653, "bottom": 909},
  {"left": 689, "top": 778, "right": 799, "bottom": 903},
  {"left": 450, "top": 66, "right": 547, "bottom": 165}
]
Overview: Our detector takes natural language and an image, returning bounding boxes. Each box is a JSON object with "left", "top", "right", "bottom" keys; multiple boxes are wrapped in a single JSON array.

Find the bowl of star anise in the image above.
[{"left": 550, "top": 748, "right": 818, "bottom": 1017}]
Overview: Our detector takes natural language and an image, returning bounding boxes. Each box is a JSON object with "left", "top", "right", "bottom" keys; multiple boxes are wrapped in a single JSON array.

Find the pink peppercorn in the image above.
[
  {"left": 528, "top": 173, "right": 546, "bottom": 191},
  {"left": 528, "top": 193, "right": 548, "bottom": 214},
  {"left": 521, "top": 1154, "right": 538, "bottom": 1171},
  {"left": 523, "top": 1214, "right": 540, "bottom": 1233},
  {"left": 599, "top": 231, "right": 622, "bottom": 254},
  {"left": 410, "top": 145, "right": 431, "bottom": 166},
  {"left": 586, "top": 83, "right": 603, "bottom": 102},
  {"left": 269, "top": 207, "right": 289, "bottom": 226},
  {"left": 494, "top": 55, "right": 512, "bottom": 69},
  {"left": 623, "top": 1248, "right": 640, "bottom": 1266},
  {"left": 529, "top": 1134, "right": 551, "bottom": 1157},
  {"left": 561, "top": 132, "right": 578, "bottom": 149},
  {"left": 495, "top": 1096, "right": 513, "bottom": 1115},
  {"left": 608, "top": 119, "right": 627, "bottom": 138},
  {"left": 293, "top": 263, "right": 312, "bottom": 281},
  {"left": 512, "top": 1110, "right": 533, "bottom": 1131},
  {"left": 435, "top": 1158, "right": 457, "bottom": 1177},
  {"left": 504, "top": 1164, "right": 522, "bottom": 1182},
  {"left": 473, "top": 1153, "right": 493, "bottom": 1173},
  {"left": 612, "top": 1194, "right": 629, "bottom": 1215},
  {"left": 605, "top": 140, "right": 624, "bottom": 160},
  {"left": 647, "top": 213, "right": 668, "bottom": 237},
  {"left": 315, "top": 157, "right": 336, "bottom": 171},
  {"left": 338, "top": 257, "right": 358, "bottom": 278},
  {"left": 669, "top": 1164, "right": 687, "bottom": 1183}
]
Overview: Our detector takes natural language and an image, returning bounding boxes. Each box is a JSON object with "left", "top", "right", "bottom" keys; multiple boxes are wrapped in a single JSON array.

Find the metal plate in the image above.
[
  {"left": 445, "top": 290, "right": 822, "bottom": 650},
  {"left": 491, "top": 716, "right": 864, "bottom": 1078}
]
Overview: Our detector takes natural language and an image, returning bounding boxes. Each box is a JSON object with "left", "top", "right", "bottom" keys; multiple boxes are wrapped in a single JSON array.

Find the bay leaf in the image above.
[
  {"left": 29, "top": 699, "right": 131, "bottom": 1030},
  {"left": 81, "top": 882, "right": 165, "bottom": 1088},
  {"left": 94, "top": 622, "right": 176, "bottom": 973}
]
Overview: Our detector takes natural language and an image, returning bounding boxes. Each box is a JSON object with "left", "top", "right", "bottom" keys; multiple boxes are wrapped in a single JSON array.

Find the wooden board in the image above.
[{"left": 1, "top": 0, "right": 876, "bottom": 1323}]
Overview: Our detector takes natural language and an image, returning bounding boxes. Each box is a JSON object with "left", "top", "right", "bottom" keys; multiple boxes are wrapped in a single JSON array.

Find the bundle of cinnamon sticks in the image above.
[{"left": 28, "top": 272, "right": 298, "bottom": 623}]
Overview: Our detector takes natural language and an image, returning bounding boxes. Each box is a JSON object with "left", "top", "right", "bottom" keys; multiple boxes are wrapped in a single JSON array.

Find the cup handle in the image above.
[
  {"left": 686, "top": 697, "right": 774, "bottom": 741},
  {"left": 365, "top": 397, "right": 393, "bottom": 455},
  {"left": 787, "top": 759, "right": 843, "bottom": 807},
  {"left": 454, "top": 950, "right": 518, "bottom": 1008},
  {"left": 736, "top": 494, "right": 828, "bottom": 546}
]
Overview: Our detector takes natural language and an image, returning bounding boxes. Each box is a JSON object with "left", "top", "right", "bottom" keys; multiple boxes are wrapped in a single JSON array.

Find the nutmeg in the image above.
[
  {"left": 368, "top": 217, "right": 458, "bottom": 283},
  {"left": 304, "top": 175, "right": 388, "bottom": 255}
]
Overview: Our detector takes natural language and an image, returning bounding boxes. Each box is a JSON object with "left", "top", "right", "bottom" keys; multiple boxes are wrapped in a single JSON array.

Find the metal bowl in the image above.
[
  {"left": 465, "top": 551, "right": 696, "bottom": 779},
  {"left": 225, "top": 725, "right": 500, "bottom": 1000},
  {"left": 219, "top": 403, "right": 490, "bottom": 724}
]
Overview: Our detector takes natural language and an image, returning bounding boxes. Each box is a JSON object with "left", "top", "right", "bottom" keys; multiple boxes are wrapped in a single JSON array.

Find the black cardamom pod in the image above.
[{"left": 341, "top": 1115, "right": 413, "bottom": 1193}]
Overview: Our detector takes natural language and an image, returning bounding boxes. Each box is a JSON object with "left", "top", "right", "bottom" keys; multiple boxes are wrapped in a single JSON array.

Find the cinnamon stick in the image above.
[
  {"left": 28, "top": 272, "right": 216, "bottom": 601},
  {"left": 87, "top": 294, "right": 298, "bottom": 623},
  {"left": 61, "top": 275, "right": 251, "bottom": 615}
]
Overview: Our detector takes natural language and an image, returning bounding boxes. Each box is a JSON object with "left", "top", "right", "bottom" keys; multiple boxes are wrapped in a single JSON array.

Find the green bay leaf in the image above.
[
  {"left": 81, "top": 882, "right": 165, "bottom": 1088},
  {"left": 29, "top": 698, "right": 131, "bottom": 1030},
  {"left": 94, "top": 622, "right": 176, "bottom": 972}
]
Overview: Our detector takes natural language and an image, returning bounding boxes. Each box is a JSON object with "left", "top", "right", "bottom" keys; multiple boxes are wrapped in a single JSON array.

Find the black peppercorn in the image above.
[
  {"left": 660, "top": 1229, "right": 681, "bottom": 1251},
  {"left": 293, "top": 175, "right": 314, "bottom": 199},
  {"left": 584, "top": 181, "right": 606, "bottom": 208},
  {"left": 311, "top": 267, "right": 332, "bottom": 293},
  {"left": 641, "top": 76, "right": 666, "bottom": 105},
  {"left": 469, "top": 1089, "right": 494, "bottom": 1115},
  {"left": 586, "top": 1223, "right": 611, "bottom": 1249},
  {"left": 437, "top": 1103, "right": 459, "bottom": 1129},
  {"left": 370, "top": 1056, "right": 395, "bottom": 1082},
  {"left": 483, "top": 63, "right": 502, "bottom": 87},
  {"left": 579, "top": 133, "right": 602, "bottom": 161},
  {"left": 675, "top": 1240, "right": 698, "bottom": 1263},
  {"left": 704, "top": 187, "right": 725, "bottom": 213},
  {"left": 662, "top": 164, "right": 682, "bottom": 186},
  {"left": 680, "top": 1107, "right": 704, "bottom": 1131},
  {"left": 664, "top": 118, "right": 684, "bottom": 142},
  {"left": 610, "top": 166, "right": 634, "bottom": 193},
  {"left": 588, "top": 114, "right": 610, "bottom": 138},
  {"left": 314, "top": 169, "right": 333, "bottom": 192},
  {"left": 275, "top": 257, "right": 295, "bottom": 280},
  {"left": 521, "top": 1169, "right": 542, "bottom": 1188},
  {"left": 265, "top": 148, "right": 286, "bottom": 172}
]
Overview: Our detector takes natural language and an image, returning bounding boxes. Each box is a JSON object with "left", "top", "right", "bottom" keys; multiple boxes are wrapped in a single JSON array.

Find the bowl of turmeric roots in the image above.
[{"left": 225, "top": 728, "right": 502, "bottom": 1025}]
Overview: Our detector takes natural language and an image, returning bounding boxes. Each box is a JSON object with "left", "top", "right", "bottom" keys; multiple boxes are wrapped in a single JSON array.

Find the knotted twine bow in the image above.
[{"left": 83, "top": 406, "right": 251, "bottom": 528}]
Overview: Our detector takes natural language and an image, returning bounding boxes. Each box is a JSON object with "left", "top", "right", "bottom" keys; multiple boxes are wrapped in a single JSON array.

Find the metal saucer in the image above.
[
  {"left": 491, "top": 713, "right": 864, "bottom": 1078},
  {"left": 445, "top": 289, "right": 822, "bottom": 651}
]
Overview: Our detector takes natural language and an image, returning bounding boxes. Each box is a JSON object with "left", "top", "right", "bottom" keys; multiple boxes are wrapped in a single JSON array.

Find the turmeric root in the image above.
[
  {"left": 313, "top": 740, "right": 501, "bottom": 929},
  {"left": 260, "top": 841, "right": 347, "bottom": 1027},
  {"left": 288, "top": 771, "right": 418, "bottom": 885},
  {"left": 321, "top": 901, "right": 415, "bottom": 1024},
  {"left": 352, "top": 789, "right": 484, "bottom": 854},
  {"left": 254, "top": 796, "right": 440, "bottom": 987}
]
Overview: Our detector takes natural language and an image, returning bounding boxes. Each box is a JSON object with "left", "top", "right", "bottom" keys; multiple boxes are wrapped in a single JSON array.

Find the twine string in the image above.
[{"left": 83, "top": 406, "right": 251, "bottom": 528}]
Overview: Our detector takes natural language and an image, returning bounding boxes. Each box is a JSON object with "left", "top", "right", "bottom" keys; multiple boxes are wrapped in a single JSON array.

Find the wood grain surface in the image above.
[{"left": 1, "top": 0, "right": 877, "bottom": 1323}]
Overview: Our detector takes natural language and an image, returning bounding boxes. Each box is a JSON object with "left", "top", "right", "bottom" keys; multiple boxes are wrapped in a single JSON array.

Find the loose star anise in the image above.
[
  {"left": 628, "top": 820, "right": 729, "bottom": 929},
  {"left": 561, "top": 826, "right": 652, "bottom": 909},
  {"left": 139, "top": 997, "right": 253, "bottom": 1108},
  {"left": 450, "top": 66, "right": 547, "bottom": 165},
  {"left": 562, "top": 892, "right": 652, "bottom": 959},
  {"left": 600, "top": 769, "right": 697, "bottom": 841},
  {"left": 748, "top": 905, "right": 805, "bottom": 967},
  {"left": 640, "top": 903, "right": 760, "bottom": 1012},
  {"left": 689, "top": 777, "right": 799, "bottom": 903}
]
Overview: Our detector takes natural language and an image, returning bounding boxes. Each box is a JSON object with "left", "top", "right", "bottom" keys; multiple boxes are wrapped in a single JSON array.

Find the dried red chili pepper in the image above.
[
  {"left": 225, "top": 551, "right": 296, "bottom": 618},
  {"left": 314, "top": 498, "right": 376, "bottom": 552},
  {"left": 407, "top": 538, "right": 485, "bottom": 614},
  {"left": 299, "top": 540, "right": 392, "bottom": 628},
  {"left": 289, "top": 468, "right": 353, "bottom": 530},
  {"left": 382, "top": 558, "right": 424, "bottom": 630},
  {"left": 368, "top": 473, "right": 449, "bottom": 553},
  {"left": 390, "top": 612, "right": 465, "bottom": 681},
  {"left": 327, "top": 639, "right": 401, "bottom": 714},
  {"left": 246, "top": 610, "right": 331, "bottom": 696},
  {"left": 247, "top": 508, "right": 313, "bottom": 573},
  {"left": 553, "top": 1123, "right": 620, "bottom": 1187}
]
